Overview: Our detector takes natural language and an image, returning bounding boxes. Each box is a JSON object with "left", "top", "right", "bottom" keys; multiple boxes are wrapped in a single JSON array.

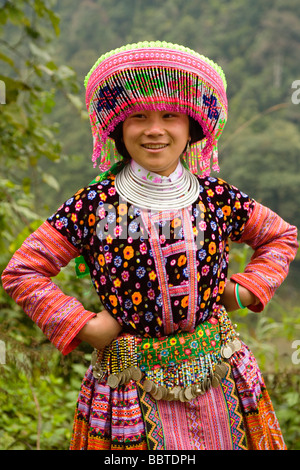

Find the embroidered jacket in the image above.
[{"left": 2, "top": 174, "right": 298, "bottom": 354}]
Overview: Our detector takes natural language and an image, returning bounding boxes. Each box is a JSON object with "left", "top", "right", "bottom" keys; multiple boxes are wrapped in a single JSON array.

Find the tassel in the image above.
[{"left": 212, "top": 144, "right": 220, "bottom": 173}]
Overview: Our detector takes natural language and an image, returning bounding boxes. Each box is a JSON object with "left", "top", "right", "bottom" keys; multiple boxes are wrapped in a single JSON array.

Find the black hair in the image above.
[
  {"left": 189, "top": 117, "right": 205, "bottom": 144},
  {"left": 110, "top": 122, "right": 131, "bottom": 160}
]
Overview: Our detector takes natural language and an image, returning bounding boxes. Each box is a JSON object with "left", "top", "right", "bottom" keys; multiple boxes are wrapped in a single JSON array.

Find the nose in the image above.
[{"left": 144, "top": 115, "right": 165, "bottom": 136}]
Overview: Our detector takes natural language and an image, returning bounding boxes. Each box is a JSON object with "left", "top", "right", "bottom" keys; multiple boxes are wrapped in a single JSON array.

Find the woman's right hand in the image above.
[{"left": 76, "top": 309, "right": 122, "bottom": 350}]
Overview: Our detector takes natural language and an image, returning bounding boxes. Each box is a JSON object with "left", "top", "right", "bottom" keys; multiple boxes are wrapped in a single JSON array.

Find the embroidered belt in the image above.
[{"left": 91, "top": 306, "right": 241, "bottom": 402}]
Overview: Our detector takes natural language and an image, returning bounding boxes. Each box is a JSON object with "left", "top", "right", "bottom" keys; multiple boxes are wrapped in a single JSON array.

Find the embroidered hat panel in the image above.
[{"left": 85, "top": 41, "right": 228, "bottom": 176}]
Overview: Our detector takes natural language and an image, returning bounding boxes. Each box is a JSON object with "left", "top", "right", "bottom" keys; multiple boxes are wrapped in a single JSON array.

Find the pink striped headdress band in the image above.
[{"left": 85, "top": 41, "right": 228, "bottom": 176}]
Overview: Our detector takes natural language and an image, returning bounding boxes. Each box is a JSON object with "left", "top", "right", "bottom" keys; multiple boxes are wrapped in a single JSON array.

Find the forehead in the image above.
[{"left": 124, "top": 109, "right": 189, "bottom": 119}]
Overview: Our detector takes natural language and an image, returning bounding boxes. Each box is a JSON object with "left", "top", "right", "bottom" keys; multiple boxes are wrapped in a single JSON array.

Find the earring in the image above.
[{"left": 185, "top": 138, "right": 191, "bottom": 156}]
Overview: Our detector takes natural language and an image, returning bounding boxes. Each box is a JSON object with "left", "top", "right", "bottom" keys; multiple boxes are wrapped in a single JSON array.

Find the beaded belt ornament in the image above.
[{"left": 91, "top": 306, "right": 241, "bottom": 402}]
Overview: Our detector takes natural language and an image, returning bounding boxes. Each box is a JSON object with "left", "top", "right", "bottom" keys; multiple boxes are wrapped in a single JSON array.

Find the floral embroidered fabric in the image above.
[
  {"left": 3, "top": 163, "right": 295, "bottom": 449},
  {"left": 47, "top": 171, "right": 253, "bottom": 338}
]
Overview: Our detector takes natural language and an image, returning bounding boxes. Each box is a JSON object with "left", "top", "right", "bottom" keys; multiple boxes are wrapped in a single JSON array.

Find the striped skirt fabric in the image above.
[{"left": 70, "top": 342, "right": 286, "bottom": 451}]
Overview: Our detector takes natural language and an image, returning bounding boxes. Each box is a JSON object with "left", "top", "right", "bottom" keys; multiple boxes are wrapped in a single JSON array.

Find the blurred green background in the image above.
[{"left": 0, "top": 0, "right": 299, "bottom": 450}]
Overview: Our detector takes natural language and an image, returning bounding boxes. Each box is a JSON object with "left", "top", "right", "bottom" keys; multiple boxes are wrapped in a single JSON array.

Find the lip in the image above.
[{"left": 141, "top": 143, "right": 169, "bottom": 152}]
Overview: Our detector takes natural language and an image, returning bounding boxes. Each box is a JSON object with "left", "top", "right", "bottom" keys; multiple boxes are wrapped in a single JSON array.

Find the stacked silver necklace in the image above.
[{"left": 114, "top": 163, "right": 200, "bottom": 211}]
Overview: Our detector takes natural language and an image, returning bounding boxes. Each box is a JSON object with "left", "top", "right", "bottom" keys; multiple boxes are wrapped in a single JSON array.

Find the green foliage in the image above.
[
  {"left": 0, "top": 342, "right": 89, "bottom": 450},
  {"left": 0, "top": 0, "right": 299, "bottom": 451},
  {"left": 0, "top": 258, "right": 96, "bottom": 450},
  {"left": 0, "top": 0, "right": 89, "bottom": 450},
  {"left": 0, "top": 0, "right": 84, "bottom": 269}
]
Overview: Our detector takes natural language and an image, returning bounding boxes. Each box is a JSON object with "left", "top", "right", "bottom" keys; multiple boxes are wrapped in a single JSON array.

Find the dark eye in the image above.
[
  {"left": 163, "top": 112, "right": 178, "bottom": 119},
  {"left": 130, "top": 113, "right": 146, "bottom": 119}
]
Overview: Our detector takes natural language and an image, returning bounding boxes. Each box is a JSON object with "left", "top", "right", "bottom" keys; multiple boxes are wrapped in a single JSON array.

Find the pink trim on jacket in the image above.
[
  {"left": 231, "top": 201, "right": 298, "bottom": 311},
  {"left": 1, "top": 221, "right": 95, "bottom": 355}
]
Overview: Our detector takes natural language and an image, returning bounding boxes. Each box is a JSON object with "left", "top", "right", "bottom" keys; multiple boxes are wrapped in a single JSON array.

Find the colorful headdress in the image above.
[{"left": 85, "top": 41, "right": 228, "bottom": 176}]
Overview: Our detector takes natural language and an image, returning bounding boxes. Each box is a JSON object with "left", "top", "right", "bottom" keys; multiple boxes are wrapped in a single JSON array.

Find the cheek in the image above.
[
  {"left": 122, "top": 128, "right": 133, "bottom": 149},
  {"left": 175, "top": 118, "right": 190, "bottom": 141},
  {"left": 123, "top": 123, "right": 139, "bottom": 145},
  {"left": 174, "top": 126, "right": 190, "bottom": 145}
]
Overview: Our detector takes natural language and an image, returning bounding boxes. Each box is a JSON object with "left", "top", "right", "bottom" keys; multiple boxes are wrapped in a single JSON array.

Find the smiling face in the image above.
[{"left": 122, "top": 110, "right": 190, "bottom": 176}]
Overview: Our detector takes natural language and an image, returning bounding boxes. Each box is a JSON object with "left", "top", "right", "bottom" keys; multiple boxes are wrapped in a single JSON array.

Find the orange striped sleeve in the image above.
[
  {"left": 1, "top": 221, "right": 96, "bottom": 355},
  {"left": 231, "top": 201, "right": 298, "bottom": 312}
]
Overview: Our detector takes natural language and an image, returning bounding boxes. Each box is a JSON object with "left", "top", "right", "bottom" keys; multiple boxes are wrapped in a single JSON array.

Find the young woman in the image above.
[{"left": 2, "top": 41, "right": 298, "bottom": 450}]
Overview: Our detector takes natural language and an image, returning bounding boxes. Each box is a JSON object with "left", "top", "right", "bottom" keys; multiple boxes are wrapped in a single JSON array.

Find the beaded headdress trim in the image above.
[{"left": 85, "top": 41, "right": 228, "bottom": 176}]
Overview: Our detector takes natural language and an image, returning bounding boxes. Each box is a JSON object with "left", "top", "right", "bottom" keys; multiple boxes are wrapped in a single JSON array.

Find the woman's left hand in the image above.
[{"left": 220, "top": 280, "right": 259, "bottom": 311}]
